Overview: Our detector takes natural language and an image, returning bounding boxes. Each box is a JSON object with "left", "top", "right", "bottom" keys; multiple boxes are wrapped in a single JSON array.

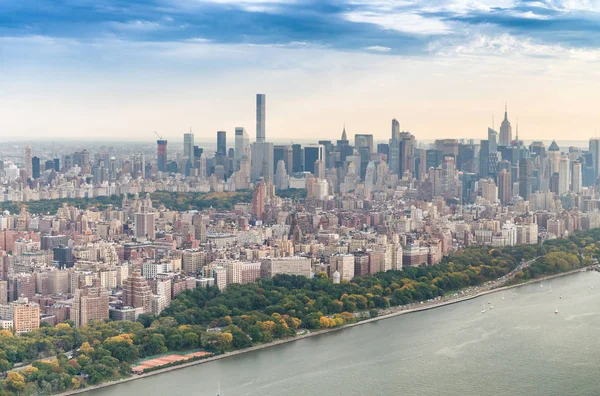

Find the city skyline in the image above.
[{"left": 3, "top": 1, "right": 600, "bottom": 141}]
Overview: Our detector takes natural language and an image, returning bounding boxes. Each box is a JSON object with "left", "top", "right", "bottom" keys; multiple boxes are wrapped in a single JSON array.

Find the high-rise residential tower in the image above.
[
  {"left": 256, "top": 94, "right": 266, "bottom": 142},
  {"left": 24, "top": 145, "right": 32, "bottom": 179},
  {"left": 157, "top": 139, "right": 167, "bottom": 172}
]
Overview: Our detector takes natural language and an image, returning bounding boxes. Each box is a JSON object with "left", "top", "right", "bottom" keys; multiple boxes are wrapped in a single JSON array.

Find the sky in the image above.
[{"left": 2, "top": 0, "right": 600, "bottom": 144}]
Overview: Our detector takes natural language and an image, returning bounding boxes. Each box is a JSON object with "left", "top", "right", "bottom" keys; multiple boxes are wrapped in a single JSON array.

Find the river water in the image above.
[{"left": 91, "top": 271, "right": 600, "bottom": 396}]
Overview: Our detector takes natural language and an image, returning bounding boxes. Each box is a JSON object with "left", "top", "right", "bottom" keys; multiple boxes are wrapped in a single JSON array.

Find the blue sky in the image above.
[{"left": 2, "top": 0, "right": 600, "bottom": 142}]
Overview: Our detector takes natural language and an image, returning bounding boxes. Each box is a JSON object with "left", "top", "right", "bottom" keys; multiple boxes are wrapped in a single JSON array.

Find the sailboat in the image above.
[
  {"left": 501, "top": 292, "right": 505, "bottom": 300},
  {"left": 540, "top": 282, "right": 543, "bottom": 288},
  {"left": 217, "top": 381, "right": 221, "bottom": 396},
  {"left": 549, "top": 284, "right": 552, "bottom": 293},
  {"left": 481, "top": 304, "right": 486, "bottom": 313},
  {"left": 555, "top": 306, "right": 559, "bottom": 315},
  {"left": 490, "top": 304, "right": 494, "bottom": 309},
  {"left": 560, "top": 295, "right": 563, "bottom": 299}
]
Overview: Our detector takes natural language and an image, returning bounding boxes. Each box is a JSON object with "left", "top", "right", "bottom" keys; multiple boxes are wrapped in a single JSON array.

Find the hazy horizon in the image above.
[{"left": 3, "top": 1, "right": 600, "bottom": 142}]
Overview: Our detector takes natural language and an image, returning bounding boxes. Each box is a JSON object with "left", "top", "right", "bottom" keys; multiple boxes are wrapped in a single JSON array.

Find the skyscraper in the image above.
[
  {"left": 251, "top": 143, "right": 274, "bottom": 181},
  {"left": 389, "top": 119, "right": 401, "bottom": 175},
  {"left": 572, "top": 160, "right": 583, "bottom": 193},
  {"left": 589, "top": 138, "right": 600, "bottom": 182},
  {"left": 31, "top": 156, "right": 40, "bottom": 179},
  {"left": 499, "top": 105, "right": 512, "bottom": 146},
  {"left": 498, "top": 169, "right": 512, "bottom": 205},
  {"left": 303, "top": 144, "right": 324, "bottom": 174},
  {"left": 183, "top": 132, "right": 194, "bottom": 159},
  {"left": 217, "top": 131, "right": 227, "bottom": 156},
  {"left": 256, "top": 94, "right": 266, "bottom": 142},
  {"left": 558, "top": 155, "right": 570, "bottom": 195},
  {"left": 24, "top": 145, "right": 32, "bottom": 179},
  {"left": 518, "top": 158, "right": 532, "bottom": 200},
  {"left": 157, "top": 139, "right": 167, "bottom": 172},
  {"left": 235, "top": 127, "right": 250, "bottom": 160}
]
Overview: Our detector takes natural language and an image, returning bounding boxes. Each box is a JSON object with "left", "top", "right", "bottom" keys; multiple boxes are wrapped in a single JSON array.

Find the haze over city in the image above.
[{"left": 3, "top": 0, "right": 600, "bottom": 141}]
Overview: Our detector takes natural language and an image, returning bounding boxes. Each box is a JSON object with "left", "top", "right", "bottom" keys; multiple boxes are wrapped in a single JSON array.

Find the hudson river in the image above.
[{"left": 91, "top": 271, "right": 600, "bottom": 396}]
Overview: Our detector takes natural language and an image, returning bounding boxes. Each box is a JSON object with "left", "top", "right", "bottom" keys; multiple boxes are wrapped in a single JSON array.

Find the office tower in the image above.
[
  {"left": 488, "top": 128, "right": 498, "bottom": 153},
  {"left": 72, "top": 282, "right": 109, "bottom": 327},
  {"left": 498, "top": 169, "right": 512, "bottom": 205},
  {"left": 399, "top": 132, "right": 416, "bottom": 177},
  {"left": 589, "top": 138, "right": 600, "bottom": 182},
  {"left": 184, "top": 132, "right": 194, "bottom": 159},
  {"left": 558, "top": 155, "right": 570, "bottom": 195},
  {"left": 251, "top": 142, "right": 274, "bottom": 181},
  {"left": 292, "top": 144, "right": 303, "bottom": 172},
  {"left": 157, "top": 139, "right": 167, "bottom": 172},
  {"left": 275, "top": 160, "right": 289, "bottom": 190},
  {"left": 303, "top": 144, "right": 324, "bottom": 174},
  {"left": 274, "top": 145, "right": 288, "bottom": 174},
  {"left": 235, "top": 127, "right": 250, "bottom": 161},
  {"left": 53, "top": 246, "right": 74, "bottom": 269},
  {"left": 355, "top": 134, "right": 374, "bottom": 153},
  {"left": 256, "top": 94, "right": 266, "bottom": 142},
  {"left": 217, "top": 130, "right": 227, "bottom": 156},
  {"left": 44, "top": 160, "right": 54, "bottom": 171},
  {"left": 572, "top": 160, "right": 583, "bottom": 193},
  {"left": 389, "top": 119, "right": 401, "bottom": 175},
  {"left": 499, "top": 105, "right": 512, "bottom": 146},
  {"left": 24, "top": 144, "right": 32, "bottom": 179},
  {"left": 31, "top": 156, "right": 40, "bottom": 179},
  {"left": 518, "top": 158, "right": 532, "bottom": 200}
]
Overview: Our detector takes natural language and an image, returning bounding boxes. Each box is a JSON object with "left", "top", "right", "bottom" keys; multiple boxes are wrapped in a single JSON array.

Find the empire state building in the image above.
[{"left": 499, "top": 105, "right": 512, "bottom": 146}]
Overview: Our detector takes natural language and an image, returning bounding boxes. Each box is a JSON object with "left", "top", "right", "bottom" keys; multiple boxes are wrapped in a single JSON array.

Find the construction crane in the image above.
[{"left": 154, "top": 131, "right": 163, "bottom": 140}]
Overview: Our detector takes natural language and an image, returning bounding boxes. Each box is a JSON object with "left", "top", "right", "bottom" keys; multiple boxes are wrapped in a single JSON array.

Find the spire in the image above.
[
  {"left": 516, "top": 117, "right": 519, "bottom": 142},
  {"left": 504, "top": 103, "right": 508, "bottom": 120},
  {"left": 341, "top": 124, "right": 347, "bottom": 141}
]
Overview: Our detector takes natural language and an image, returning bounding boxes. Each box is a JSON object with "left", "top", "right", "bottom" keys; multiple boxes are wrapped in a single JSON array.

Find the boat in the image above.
[
  {"left": 549, "top": 285, "right": 552, "bottom": 293},
  {"left": 217, "top": 380, "right": 221, "bottom": 396},
  {"left": 481, "top": 304, "right": 486, "bottom": 313},
  {"left": 490, "top": 305, "right": 494, "bottom": 309},
  {"left": 501, "top": 292, "right": 505, "bottom": 300},
  {"left": 540, "top": 282, "right": 543, "bottom": 288},
  {"left": 560, "top": 295, "right": 563, "bottom": 299},
  {"left": 555, "top": 306, "right": 558, "bottom": 314}
]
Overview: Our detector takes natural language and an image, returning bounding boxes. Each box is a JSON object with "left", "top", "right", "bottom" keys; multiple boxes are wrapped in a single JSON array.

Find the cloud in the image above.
[
  {"left": 365, "top": 45, "right": 392, "bottom": 52},
  {"left": 2, "top": 0, "right": 600, "bottom": 58}
]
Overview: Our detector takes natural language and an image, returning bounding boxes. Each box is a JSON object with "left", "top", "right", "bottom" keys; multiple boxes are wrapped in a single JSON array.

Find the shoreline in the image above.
[{"left": 61, "top": 266, "right": 592, "bottom": 395}]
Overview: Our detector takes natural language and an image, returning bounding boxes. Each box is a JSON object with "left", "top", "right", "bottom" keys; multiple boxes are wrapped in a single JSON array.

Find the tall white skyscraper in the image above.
[
  {"left": 256, "top": 94, "right": 266, "bottom": 143},
  {"left": 558, "top": 155, "right": 570, "bottom": 195},
  {"left": 183, "top": 132, "right": 194, "bottom": 159},
  {"left": 235, "top": 127, "right": 250, "bottom": 160}
]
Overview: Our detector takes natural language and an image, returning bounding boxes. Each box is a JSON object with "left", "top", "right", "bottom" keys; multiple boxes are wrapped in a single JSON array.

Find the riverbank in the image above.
[{"left": 61, "top": 266, "right": 591, "bottom": 395}]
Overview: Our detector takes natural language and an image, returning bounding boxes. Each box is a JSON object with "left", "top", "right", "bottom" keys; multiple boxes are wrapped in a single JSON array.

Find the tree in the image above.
[
  {"left": 231, "top": 330, "right": 252, "bottom": 349},
  {"left": 6, "top": 372, "right": 25, "bottom": 393}
]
